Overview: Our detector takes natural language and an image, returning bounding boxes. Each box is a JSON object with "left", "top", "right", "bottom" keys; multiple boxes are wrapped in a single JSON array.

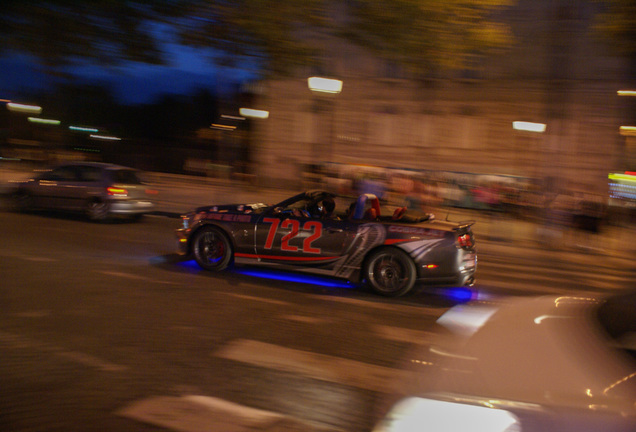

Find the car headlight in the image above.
[
  {"left": 373, "top": 397, "right": 521, "bottom": 432},
  {"left": 180, "top": 214, "right": 191, "bottom": 229},
  {"left": 181, "top": 211, "right": 204, "bottom": 229}
]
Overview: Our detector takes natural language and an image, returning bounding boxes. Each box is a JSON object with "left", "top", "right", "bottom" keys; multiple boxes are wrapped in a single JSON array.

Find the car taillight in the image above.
[
  {"left": 457, "top": 233, "right": 473, "bottom": 248},
  {"left": 107, "top": 186, "right": 128, "bottom": 197}
]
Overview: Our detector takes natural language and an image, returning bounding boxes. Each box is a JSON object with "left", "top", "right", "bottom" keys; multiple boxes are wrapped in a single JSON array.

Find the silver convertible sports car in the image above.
[
  {"left": 373, "top": 289, "right": 636, "bottom": 431},
  {"left": 176, "top": 190, "right": 477, "bottom": 297}
]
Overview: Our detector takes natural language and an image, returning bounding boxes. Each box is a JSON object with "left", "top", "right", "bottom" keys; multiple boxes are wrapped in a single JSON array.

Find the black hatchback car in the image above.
[{"left": 14, "top": 162, "right": 155, "bottom": 221}]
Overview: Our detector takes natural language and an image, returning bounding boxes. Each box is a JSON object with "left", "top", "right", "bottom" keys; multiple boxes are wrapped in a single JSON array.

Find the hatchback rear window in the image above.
[
  {"left": 110, "top": 169, "right": 142, "bottom": 184},
  {"left": 77, "top": 166, "right": 103, "bottom": 182}
]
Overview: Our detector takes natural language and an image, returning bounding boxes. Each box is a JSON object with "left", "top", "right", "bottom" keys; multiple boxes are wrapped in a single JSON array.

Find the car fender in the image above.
[{"left": 187, "top": 220, "right": 238, "bottom": 255}]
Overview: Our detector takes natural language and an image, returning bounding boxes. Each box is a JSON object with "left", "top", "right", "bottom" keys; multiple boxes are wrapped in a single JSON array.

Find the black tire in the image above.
[
  {"left": 192, "top": 226, "right": 233, "bottom": 271},
  {"left": 363, "top": 248, "right": 417, "bottom": 297},
  {"left": 86, "top": 200, "right": 110, "bottom": 222},
  {"left": 14, "top": 191, "right": 32, "bottom": 212},
  {"left": 130, "top": 213, "right": 145, "bottom": 222}
]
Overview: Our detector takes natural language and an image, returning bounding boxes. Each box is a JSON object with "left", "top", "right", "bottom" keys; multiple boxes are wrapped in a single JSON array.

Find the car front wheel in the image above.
[
  {"left": 192, "top": 226, "right": 233, "bottom": 271},
  {"left": 364, "top": 248, "right": 417, "bottom": 297}
]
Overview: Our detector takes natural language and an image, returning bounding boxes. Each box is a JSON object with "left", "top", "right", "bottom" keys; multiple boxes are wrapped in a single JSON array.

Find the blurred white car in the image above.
[{"left": 374, "top": 290, "right": 636, "bottom": 432}]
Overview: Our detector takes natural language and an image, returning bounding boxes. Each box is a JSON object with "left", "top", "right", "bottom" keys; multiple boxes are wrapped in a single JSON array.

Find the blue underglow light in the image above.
[
  {"left": 441, "top": 287, "right": 475, "bottom": 302},
  {"left": 177, "top": 260, "right": 356, "bottom": 289},
  {"left": 178, "top": 259, "right": 205, "bottom": 271},
  {"left": 236, "top": 268, "right": 356, "bottom": 289}
]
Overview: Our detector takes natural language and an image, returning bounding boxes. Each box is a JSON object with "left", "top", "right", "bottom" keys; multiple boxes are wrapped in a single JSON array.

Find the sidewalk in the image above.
[
  {"left": 2, "top": 164, "right": 635, "bottom": 261},
  {"left": 145, "top": 170, "right": 636, "bottom": 262}
]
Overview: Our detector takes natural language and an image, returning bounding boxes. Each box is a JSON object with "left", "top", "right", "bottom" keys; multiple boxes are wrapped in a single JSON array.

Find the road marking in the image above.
[
  {"left": 118, "top": 395, "right": 343, "bottom": 432},
  {"left": 481, "top": 261, "right": 629, "bottom": 284},
  {"left": 214, "top": 339, "right": 407, "bottom": 394},
  {"left": 54, "top": 350, "right": 127, "bottom": 372},
  {"left": 22, "top": 256, "right": 57, "bottom": 262},
  {"left": 0, "top": 251, "right": 57, "bottom": 262},
  {"left": 477, "top": 279, "right": 601, "bottom": 296},
  {"left": 477, "top": 259, "right": 632, "bottom": 294},
  {"left": 0, "top": 330, "right": 127, "bottom": 372},
  {"left": 96, "top": 270, "right": 180, "bottom": 285},
  {"left": 228, "top": 293, "right": 292, "bottom": 306},
  {"left": 307, "top": 294, "right": 445, "bottom": 317},
  {"left": 13, "top": 310, "right": 51, "bottom": 318},
  {"left": 371, "top": 324, "right": 435, "bottom": 345},
  {"left": 280, "top": 314, "right": 332, "bottom": 325}
]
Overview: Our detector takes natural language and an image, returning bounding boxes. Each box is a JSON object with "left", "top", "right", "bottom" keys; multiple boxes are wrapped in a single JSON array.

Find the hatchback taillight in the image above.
[
  {"left": 457, "top": 233, "right": 473, "bottom": 249},
  {"left": 107, "top": 186, "right": 128, "bottom": 197}
]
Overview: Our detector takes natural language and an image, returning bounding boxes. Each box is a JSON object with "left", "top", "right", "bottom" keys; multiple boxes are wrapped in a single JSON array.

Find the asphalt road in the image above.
[{"left": 0, "top": 210, "right": 633, "bottom": 431}]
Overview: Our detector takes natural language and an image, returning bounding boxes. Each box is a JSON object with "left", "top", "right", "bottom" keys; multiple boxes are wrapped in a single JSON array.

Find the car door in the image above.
[
  {"left": 70, "top": 165, "right": 104, "bottom": 211},
  {"left": 30, "top": 165, "right": 80, "bottom": 210},
  {"left": 254, "top": 209, "right": 355, "bottom": 272}
]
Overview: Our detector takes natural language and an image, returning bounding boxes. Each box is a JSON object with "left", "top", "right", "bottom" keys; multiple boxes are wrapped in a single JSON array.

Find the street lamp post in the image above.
[
  {"left": 307, "top": 77, "right": 342, "bottom": 165},
  {"left": 512, "top": 121, "right": 546, "bottom": 178},
  {"left": 239, "top": 107, "right": 270, "bottom": 186},
  {"left": 618, "top": 90, "right": 636, "bottom": 170}
]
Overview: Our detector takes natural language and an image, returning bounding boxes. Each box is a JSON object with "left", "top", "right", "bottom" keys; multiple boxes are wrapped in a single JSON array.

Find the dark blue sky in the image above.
[{"left": 0, "top": 43, "right": 255, "bottom": 105}]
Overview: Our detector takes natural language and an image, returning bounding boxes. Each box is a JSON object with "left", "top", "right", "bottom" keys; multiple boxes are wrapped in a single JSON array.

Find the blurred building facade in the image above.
[{"left": 247, "top": 0, "right": 632, "bottom": 195}]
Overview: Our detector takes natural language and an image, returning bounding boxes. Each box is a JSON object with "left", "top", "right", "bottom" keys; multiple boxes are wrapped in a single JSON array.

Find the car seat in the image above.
[
  {"left": 351, "top": 194, "right": 381, "bottom": 221},
  {"left": 364, "top": 207, "right": 378, "bottom": 221},
  {"left": 392, "top": 206, "right": 407, "bottom": 220}
]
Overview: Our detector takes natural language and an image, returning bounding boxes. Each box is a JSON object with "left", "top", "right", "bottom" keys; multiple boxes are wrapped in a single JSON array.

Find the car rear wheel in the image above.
[
  {"left": 86, "top": 200, "right": 110, "bottom": 221},
  {"left": 14, "top": 191, "right": 32, "bottom": 212},
  {"left": 364, "top": 248, "right": 417, "bottom": 297},
  {"left": 130, "top": 213, "right": 145, "bottom": 222},
  {"left": 192, "top": 226, "right": 233, "bottom": 271}
]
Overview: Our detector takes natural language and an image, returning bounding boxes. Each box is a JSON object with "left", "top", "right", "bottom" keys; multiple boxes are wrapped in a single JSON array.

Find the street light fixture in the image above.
[
  {"left": 512, "top": 121, "right": 546, "bottom": 133},
  {"left": 308, "top": 77, "right": 343, "bottom": 94},
  {"left": 28, "top": 117, "right": 61, "bottom": 126},
  {"left": 239, "top": 108, "right": 269, "bottom": 119},
  {"left": 620, "top": 126, "right": 636, "bottom": 136},
  {"left": 7, "top": 102, "right": 42, "bottom": 114},
  {"left": 69, "top": 125, "right": 99, "bottom": 133},
  {"left": 90, "top": 134, "right": 121, "bottom": 141}
]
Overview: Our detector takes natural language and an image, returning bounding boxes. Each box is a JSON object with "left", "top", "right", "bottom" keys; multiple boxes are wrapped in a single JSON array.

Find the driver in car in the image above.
[{"left": 307, "top": 197, "right": 336, "bottom": 218}]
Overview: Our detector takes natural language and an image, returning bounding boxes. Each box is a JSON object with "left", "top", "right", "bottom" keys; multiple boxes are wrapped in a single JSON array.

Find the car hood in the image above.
[{"left": 395, "top": 295, "right": 636, "bottom": 416}]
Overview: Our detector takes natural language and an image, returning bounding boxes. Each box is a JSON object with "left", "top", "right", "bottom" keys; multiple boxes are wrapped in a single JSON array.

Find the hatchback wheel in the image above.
[
  {"left": 14, "top": 191, "right": 32, "bottom": 212},
  {"left": 86, "top": 200, "right": 110, "bottom": 221}
]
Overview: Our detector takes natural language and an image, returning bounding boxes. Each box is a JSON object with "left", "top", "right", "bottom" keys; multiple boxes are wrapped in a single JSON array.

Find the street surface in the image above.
[{"left": 0, "top": 207, "right": 633, "bottom": 431}]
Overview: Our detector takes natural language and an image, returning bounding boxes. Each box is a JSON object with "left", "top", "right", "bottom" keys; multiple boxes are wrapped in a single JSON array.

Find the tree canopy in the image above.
[
  {"left": 0, "top": 0, "right": 516, "bottom": 78},
  {"left": 341, "top": 0, "right": 515, "bottom": 74},
  {"left": 0, "top": 1, "right": 172, "bottom": 68}
]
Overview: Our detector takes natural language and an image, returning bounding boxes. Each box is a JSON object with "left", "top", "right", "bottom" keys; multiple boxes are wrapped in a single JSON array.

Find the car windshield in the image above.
[{"left": 110, "top": 169, "right": 142, "bottom": 184}]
